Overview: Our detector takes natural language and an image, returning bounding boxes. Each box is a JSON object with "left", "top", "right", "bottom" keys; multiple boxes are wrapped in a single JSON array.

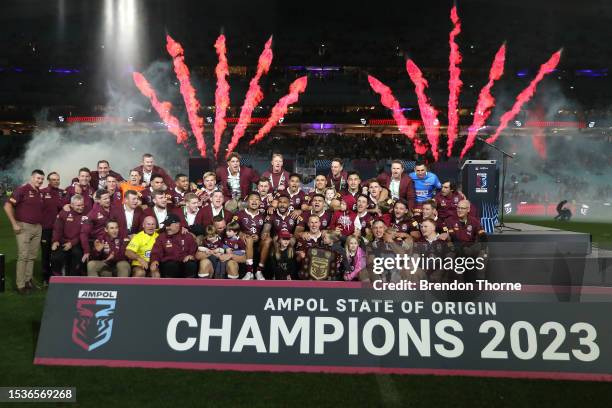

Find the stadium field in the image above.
[{"left": 1, "top": 213, "right": 611, "bottom": 407}]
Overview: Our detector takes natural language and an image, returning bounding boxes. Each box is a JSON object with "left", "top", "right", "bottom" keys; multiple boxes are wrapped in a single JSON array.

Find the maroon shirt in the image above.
[
  {"left": 341, "top": 191, "right": 360, "bottom": 213},
  {"left": 151, "top": 231, "right": 197, "bottom": 263},
  {"left": 446, "top": 216, "right": 486, "bottom": 244},
  {"left": 299, "top": 210, "right": 332, "bottom": 230},
  {"left": 110, "top": 204, "right": 144, "bottom": 240},
  {"left": 295, "top": 234, "right": 323, "bottom": 253},
  {"left": 327, "top": 171, "right": 348, "bottom": 192},
  {"left": 215, "top": 166, "right": 260, "bottom": 200},
  {"left": 261, "top": 169, "right": 291, "bottom": 192},
  {"left": 434, "top": 191, "right": 465, "bottom": 221},
  {"left": 265, "top": 211, "right": 298, "bottom": 235},
  {"left": 52, "top": 209, "right": 83, "bottom": 246},
  {"left": 202, "top": 237, "right": 224, "bottom": 252},
  {"left": 414, "top": 214, "right": 448, "bottom": 236},
  {"left": 9, "top": 183, "right": 44, "bottom": 224},
  {"left": 199, "top": 205, "right": 234, "bottom": 227},
  {"left": 91, "top": 233, "right": 128, "bottom": 263},
  {"left": 140, "top": 188, "right": 172, "bottom": 208},
  {"left": 81, "top": 203, "right": 112, "bottom": 254},
  {"left": 234, "top": 209, "right": 265, "bottom": 236},
  {"left": 357, "top": 211, "right": 374, "bottom": 236},
  {"left": 331, "top": 210, "right": 358, "bottom": 236},
  {"left": 64, "top": 184, "right": 94, "bottom": 214},
  {"left": 133, "top": 165, "right": 174, "bottom": 189},
  {"left": 376, "top": 173, "right": 417, "bottom": 210},
  {"left": 390, "top": 216, "right": 420, "bottom": 235},
  {"left": 40, "top": 186, "right": 65, "bottom": 229},
  {"left": 223, "top": 236, "right": 247, "bottom": 253},
  {"left": 286, "top": 189, "right": 307, "bottom": 213},
  {"left": 108, "top": 190, "right": 123, "bottom": 209},
  {"left": 167, "top": 188, "right": 187, "bottom": 209}
]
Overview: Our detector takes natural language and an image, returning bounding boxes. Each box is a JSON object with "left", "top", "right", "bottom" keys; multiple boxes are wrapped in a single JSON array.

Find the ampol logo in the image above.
[{"left": 72, "top": 290, "right": 117, "bottom": 351}]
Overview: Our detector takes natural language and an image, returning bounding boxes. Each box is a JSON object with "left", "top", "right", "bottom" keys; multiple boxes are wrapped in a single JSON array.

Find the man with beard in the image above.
[
  {"left": 446, "top": 199, "right": 487, "bottom": 258},
  {"left": 125, "top": 216, "right": 159, "bottom": 277},
  {"left": 90, "top": 160, "right": 124, "bottom": 190},
  {"left": 285, "top": 173, "right": 307, "bottom": 218},
  {"left": 342, "top": 172, "right": 364, "bottom": 212},
  {"left": 132, "top": 153, "right": 174, "bottom": 189},
  {"left": 119, "top": 169, "right": 145, "bottom": 200},
  {"left": 434, "top": 180, "right": 465, "bottom": 221},
  {"left": 111, "top": 189, "right": 144, "bottom": 241},
  {"left": 4, "top": 169, "right": 45, "bottom": 294},
  {"left": 305, "top": 174, "right": 332, "bottom": 208},
  {"left": 216, "top": 152, "right": 259, "bottom": 200},
  {"left": 414, "top": 199, "right": 448, "bottom": 240},
  {"left": 295, "top": 194, "right": 332, "bottom": 235},
  {"left": 51, "top": 194, "right": 85, "bottom": 277},
  {"left": 140, "top": 174, "right": 167, "bottom": 208},
  {"left": 365, "top": 219, "right": 418, "bottom": 283},
  {"left": 40, "top": 171, "right": 65, "bottom": 285},
  {"left": 168, "top": 173, "right": 190, "bottom": 209},
  {"left": 80, "top": 189, "right": 112, "bottom": 262},
  {"left": 377, "top": 160, "right": 416, "bottom": 210},
  {"left": 105, "top": 174, "right": 123, "bottom": 208},
  {"left": 295, "top": 215, "right": 324, "bottom": 265},
  {"left": 327, "top": 158, "right": 349, "bottom": 192},
  {"left": 259, "top": 194, "right": 299, "bottom": 276},
  {"left": 388, "top": 199, "right": 420, "bottom": 244},
  {"left": 87, "top": 220, "right": 131, "bottom": 277},
  {"left": 261, "top": 153, "right": 291, "bottom": 193},
  {"left": 234, "top": 193, "right": 266, "bottom": 280},
  {"left": 199, "top": 190, "right": 234, "bottom": 226},
  {"left": 172, "top": 192, "right": 205, "bottom": 240},
  {"left": 150, "top": 214, "right": 199, "bottom": 278},
  {"left": 143, "top": 190, "right": 169, "bottom": 229},
  {"left": 64, "top": 168, "right": 94, "bottom": 213},
  {"left": 254, "top": 177, "right": 275, "bottom": 215}
]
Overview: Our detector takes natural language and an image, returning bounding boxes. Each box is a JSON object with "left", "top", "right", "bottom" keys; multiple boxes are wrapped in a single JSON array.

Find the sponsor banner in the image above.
[{"left": 35, "top": 277, "right": 612, "bottom": 381}]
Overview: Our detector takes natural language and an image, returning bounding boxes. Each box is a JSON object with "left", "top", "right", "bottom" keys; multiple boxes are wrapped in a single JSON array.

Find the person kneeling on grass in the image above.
[
  {"left": 149, "top": 213, "right": 206, "bottom": 278},
  {"left": 87, "top": 220, "right": 131, "bottom": 277}
]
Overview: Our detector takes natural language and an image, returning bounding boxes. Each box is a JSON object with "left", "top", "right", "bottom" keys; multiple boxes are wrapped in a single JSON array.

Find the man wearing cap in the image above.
[{"left": 149, "top": 213, "right": 200, "bottom": 278}]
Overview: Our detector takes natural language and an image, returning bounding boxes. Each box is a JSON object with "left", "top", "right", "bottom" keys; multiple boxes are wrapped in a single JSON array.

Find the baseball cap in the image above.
[
  {"left": 164, "top": 213, "right": 181, "bottom": 225},
  {"left": 278, "top": 230, "right": 292, "bottom": 240}
]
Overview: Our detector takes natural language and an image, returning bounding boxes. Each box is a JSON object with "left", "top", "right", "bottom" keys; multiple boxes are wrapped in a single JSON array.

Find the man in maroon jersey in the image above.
[
  {"left": 133, "top": 153, "right": 174, "bottom": 189},
  {"left": 414, "top": 218, "right": 452, "bottom": 283},
  {"left": 64, "top": 167, "right": 94, "bottom": 213},
  {"left": 50, "top": 194, "right": 86, "bottom": 277},
  {"left": 434, "top": 180, "right": 466, "bottom": 221},
  {"left": 90, "top": 160, "right": 124, "bottom": 190},
  {"left": 295, "top": 215, "right": 323, "bottom": 265},
  {"left": 249, "top": 177, "right": 275, "bottom": 215},
  {"left": 259, "top": 194, "right": 299, "bottom": 276},
  {"left": 140, "top": 174, "right": 168, "bottom": 208},
  {"left": 110, "top": 189, "right": 144, "bottom": 241},
  {"left": 233, "top": 193, "right": 266, "bottom": 280},
  {"left": 286, "top": 173, "right": 307, "bottom": 217},
  {"left": 305, "top": 174, "right": 330, "bottom": 208},
  {"left": 172, "top": 192, "right": 205, "bottom": 240},
  {"left": 414, "top": 199, "right": 449, "bottom": 240},
  {"left": 388, "top": 199, "right": 420, "bottom": 245},
  {"left": 104, "top": 174, "right": 123, "bottom": 208},
  {"left": 295, "top": 194, "right": 332, "bottom": 236},
  {"left": 80, "top": 189, "right": 112, "bottom": 262},
  {"left": 40, "top": 171, "right": 65, "bottom": 285},
  {"left": 142, "top": 190, "right": 170, "bottom": 229},
  {"left": 327, "top": 158, "right": 348, "bottom": 192},
  {"left": 261, "top": 153, "right": 291, "bottom": 193},
  {"left": 150, "top": 214, "right": 199, "bottom": 278},
  {"left": 199, "top": 190, "right": 234, "bottom": 227},
  {"left": 196, "top": 171, "right": 219, "bottom": 206},
  {"left": 376, "top": 160, "right": 416, "bottom": 211},
  {"left": 167, "top": 173, "right": 190, "bottom": 209},
  {"left": 87, "top": 220, "right": 131, "bottom": 277},
  {"left": 216, "top": 152, "right": 259, "bottom": 200},
  {"left": 342, "top": 171, "right": 363, "bottom": 212},
  {"left": 446, "top": 199, "right": 487, "bottom": 257},
  {"left": 4, "top": 169, "right": 45, "bottom": 293},
  {"left": 355, "top": 195, "right": 374, "bottom": 241}
]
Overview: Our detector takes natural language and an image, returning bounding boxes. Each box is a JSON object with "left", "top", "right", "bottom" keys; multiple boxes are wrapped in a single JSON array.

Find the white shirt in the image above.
[
  {"left": 185, "top": 211, "right": 196, "bottom": 226},
  {"left": 227, "top": 167, "right": 241, "bottom": 197},
  {"left": 211, "top": 206, "right": 224, "bottom": 217},
  {"left": 124, "top": 205, "right": 135, "bottom": 231},
  {"left": 389, "top": 178, "right": 400, "bottom": 200},
  {"left": 143, "top": 170, "right": 152, "bottom": 185},
  {"left": 153, "top": 207, "right": 167, "bottom": 227}
]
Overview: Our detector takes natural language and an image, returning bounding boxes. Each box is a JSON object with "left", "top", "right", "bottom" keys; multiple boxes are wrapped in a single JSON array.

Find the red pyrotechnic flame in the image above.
[
  {"left": 367, "top": 75, "right": 427, "bottom": 154},
  {"left": 406, "top": 59, "right": 441, "bottom": 161},
  {"left": 460, "top": 43, "right": 506, "bottom": 158},
  {"left": 529, "top": 107, "right": 547, "bottom": 159},
  {"left": 446, "top": 4, "right": 463, "bottom": 157},
  {"left": 213, "top": 34, "right": 230, "bottom": 158},
  {"left": 226, "top": 36, "right": 274, "bottom": 157},
  {"left": 132, "top": 72, "right": 189, "bottom": 143},
  {"left": 486, "top": 50, "right": 562, "bottom": 144},
  {"left": 166, "top": 34, "right": 207, "bottom": 157},
  {"left": 249, "top": 76, "right": 308, "bottom": 145}
]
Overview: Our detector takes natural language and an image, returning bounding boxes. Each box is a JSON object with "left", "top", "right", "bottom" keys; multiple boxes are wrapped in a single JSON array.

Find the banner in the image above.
[{"left": 35, "top": 277, "right": 612, "bottom": 381}]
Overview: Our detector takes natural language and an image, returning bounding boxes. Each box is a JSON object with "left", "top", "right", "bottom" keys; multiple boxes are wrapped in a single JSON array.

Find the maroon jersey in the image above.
[
  {"left": 9, "top": 183, "right": 43, "bottom": 225},
  {"left": 40, "top": 186, "right": 65, "bottom": 229},
  {"left": 299, "top": 210, "right": 332, "bottom": 230},
  {"left": 434, "top": 191, "right": 464, "bottom": 220},
  {"left": 202, "top": 236, "right": 224, "bottom": 252},
  {"left": 80, "top": 203, "right": 112, "bottom": 254},
  {"left": 91, "top": 233, "right": 128, "bottom": 263},
  {"left": 390, "top": 216, "right": 419, "bottom": 235},
  {"left": 414, "top": 214, "right": 448, "bottom": 236},
  {"left": 306, "top": 190, "right": 327, "bottom": 204},
  {"left": 64, "top": 184, "right": 94, "bottom": 214},
  {"left": 295, "top": 233, "right": 323, "bottom": 253},
  {"left": 151, "top": 231, "right": 197, "bottom": 263},
  {"left": 167, "top": 188, "right": 187, "bottom": 208},
  {"left": 261, "top": 169, "right": 290, "bottom": 192},
  {"left": 223, "top": 236, "right": 247, "bottom": 253},
  {"left": 234, "top": 209, "right": 265, "bottom": 236},
  {"left": 356, "top": 211, "right": 374, "bottom": 235},
  {"left": 110, "top": 205, "right": 144, "bottom": 240},
  {"left": 287, "top": 189, "right": 307, "bottom": 213},
  {"left": 331, "top": 210, "right": 358, "bottom": 236},
  {"left": 265, "top": 211, "right": 298, "bottom": 235},
  {"left": 327, "top": 171, "right": 348, "bottom": 192},
  {"left": 108, "top": 190, "right": 123, "bottom": 209},
  {"left": 446, "top": 216, "right": 486, "bottom": 244},
  {"left": 341, "top": 191, "right": 360, "bottom": 212},
  {"left": 52, "top": 209, "right": 83, "bottom": 246},
  {"left": 414, "top": 236, "right": 451, "bottom": 259}
]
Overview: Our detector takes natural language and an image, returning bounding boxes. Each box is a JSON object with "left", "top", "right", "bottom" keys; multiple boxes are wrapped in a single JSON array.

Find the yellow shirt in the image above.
[{"left": 126, "top": 231, "right": 159, "bottom": 266}]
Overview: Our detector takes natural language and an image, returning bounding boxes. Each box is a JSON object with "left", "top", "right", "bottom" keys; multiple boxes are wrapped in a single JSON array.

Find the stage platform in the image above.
[{"left": 486, "top": 223, "right": 612, "bottom": 287}]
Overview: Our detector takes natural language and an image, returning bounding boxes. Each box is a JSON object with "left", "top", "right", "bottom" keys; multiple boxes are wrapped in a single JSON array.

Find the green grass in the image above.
[{"left": 1, "top": 213, "right": 612, "bottom": 407}]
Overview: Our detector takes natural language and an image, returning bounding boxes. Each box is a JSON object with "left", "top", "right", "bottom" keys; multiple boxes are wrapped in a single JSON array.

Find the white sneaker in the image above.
[
  {"left": 255, "top": 271, "right": 265, "bottom": 280},
  {"left": 242, "top": 272, "right": 254, "bottom": 280}
]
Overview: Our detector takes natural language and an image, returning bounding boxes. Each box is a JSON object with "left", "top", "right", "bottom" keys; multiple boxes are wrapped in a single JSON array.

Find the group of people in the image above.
[{"left": 4, "top": 152, "right": 487, "bottom": 294}]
